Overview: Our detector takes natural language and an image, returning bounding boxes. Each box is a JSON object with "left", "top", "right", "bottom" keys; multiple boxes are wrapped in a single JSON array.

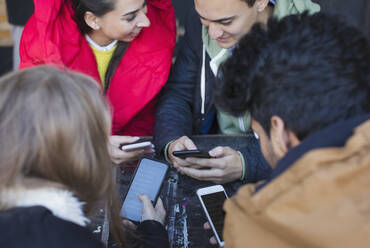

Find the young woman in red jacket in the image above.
[{"left": 19, "top": 0, "right": 176, "bottom": 164}]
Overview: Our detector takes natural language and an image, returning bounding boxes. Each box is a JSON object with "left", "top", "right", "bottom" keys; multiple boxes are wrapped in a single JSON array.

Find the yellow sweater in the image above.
[{"left": 86, "top": 35, "right": 117, "bottom": 86}]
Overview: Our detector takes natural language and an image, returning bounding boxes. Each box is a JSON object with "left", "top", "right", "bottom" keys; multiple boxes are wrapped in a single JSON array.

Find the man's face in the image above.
[
  {"left": 194, "top": 0, "right": 260, "bottom": 48},
  {"left": 251, "top": 118, "right": 280, "bottom": 168}
]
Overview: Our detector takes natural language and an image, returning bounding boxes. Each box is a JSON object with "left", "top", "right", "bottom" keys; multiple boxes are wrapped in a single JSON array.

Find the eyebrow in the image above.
[
  {"left": 197, "top": 13, "right": 236, "bottom": 23},
  {"left": 122, "top": 1, "right": 146, "bottom": 17}
]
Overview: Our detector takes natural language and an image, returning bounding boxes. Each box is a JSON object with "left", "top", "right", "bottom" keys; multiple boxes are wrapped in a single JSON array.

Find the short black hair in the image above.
[{"left": 215, "top": 13, "right": 370, "bottom": 140}]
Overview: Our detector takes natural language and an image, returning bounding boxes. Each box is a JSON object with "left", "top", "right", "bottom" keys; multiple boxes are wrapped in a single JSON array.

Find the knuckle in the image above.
[
  {"left": 198, "top": 173, "right": 205, "bottom": 180},
  {"left": 215, "top": 170, "right": 224, "bottom": 178},
  {"left": 219, "top": 162, "right": 227, "bottom": 170}
]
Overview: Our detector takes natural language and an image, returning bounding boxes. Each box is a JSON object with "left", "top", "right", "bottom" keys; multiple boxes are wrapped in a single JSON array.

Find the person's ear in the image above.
[
  {"left": 84, "top": 11, "right": 100, "bottom": 30},
  {"left": 269, "top": 115, "right": 292, "bottom": 158},
  {"left": 255, "top": 0, "right": 270, "bottom": 12}
]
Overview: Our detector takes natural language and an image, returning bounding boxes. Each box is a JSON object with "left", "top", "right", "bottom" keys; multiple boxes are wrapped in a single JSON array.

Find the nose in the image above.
[
  {"left": 136, "top": 11, "right": 151, "bottom": 28},
  {"left": 208, "top": 23, "right": 223, "bottom": 40}
]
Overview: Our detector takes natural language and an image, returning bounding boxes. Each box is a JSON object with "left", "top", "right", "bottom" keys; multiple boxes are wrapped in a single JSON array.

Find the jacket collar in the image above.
[
  {"left": 256, "top": 115, "right": 370, "bottom": 192},
  {"left": 0, "top": 187, "right": 89, "bottom": 226}
]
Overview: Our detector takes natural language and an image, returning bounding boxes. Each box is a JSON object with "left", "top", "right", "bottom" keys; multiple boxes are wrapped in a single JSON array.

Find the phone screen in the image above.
[
  {"left": 120, "top": 158, "right": 168, "bottom": 222},
  {"left": 201, "top": 191, "right": 227, "bottom": 241}
]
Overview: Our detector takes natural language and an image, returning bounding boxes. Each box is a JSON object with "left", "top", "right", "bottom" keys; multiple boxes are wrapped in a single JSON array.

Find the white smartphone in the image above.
[
  {"left": 197, "top": 185, "right": 228, "bottom": 247},
  {"left": 119, "top": 141, "right": 153, "bottom": 152},
  {"left": 120, "top": 158, "right": 169, "bottom": 222}
]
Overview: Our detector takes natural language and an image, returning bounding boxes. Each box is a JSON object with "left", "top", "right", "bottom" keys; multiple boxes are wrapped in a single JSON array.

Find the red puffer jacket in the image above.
[{"left": 19, "top": 0, "right": 176, "bottom": 136}]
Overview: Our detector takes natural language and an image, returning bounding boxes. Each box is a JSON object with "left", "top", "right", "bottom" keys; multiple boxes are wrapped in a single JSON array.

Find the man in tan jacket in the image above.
[{"left": 214, "top": 13, "right": 370, "bottom": 247}]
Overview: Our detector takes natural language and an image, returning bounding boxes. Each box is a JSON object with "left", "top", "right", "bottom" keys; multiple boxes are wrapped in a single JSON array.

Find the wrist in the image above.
[
  {"left": 237, "top": 151, "right": 246, "bottom": 181},
  {"left": 164, "top": 140, "right": 175, "bottom": 164}
]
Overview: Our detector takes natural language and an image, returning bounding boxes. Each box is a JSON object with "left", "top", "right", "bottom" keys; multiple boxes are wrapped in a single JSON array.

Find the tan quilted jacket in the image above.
[{"left": 223, "top": 120, "right": 370, "bottom": 248}]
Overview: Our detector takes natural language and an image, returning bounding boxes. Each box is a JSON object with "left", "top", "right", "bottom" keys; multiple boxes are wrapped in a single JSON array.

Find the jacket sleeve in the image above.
[
  {"left": 153, "top": 9, "right": 202, "bottom": 154},
  {"left": 19, "top": 0, "right": 75, "bottom": 69},
  {"left": 32, "top": 0, "right": 63, "bottom": 21},
  {"left": 239, "top": 137, "right": 272, "bottom": 184},
  {"left": 136, "top": 220, "right": 169, "bottom": 248},
  {"left": 147, "top": 0, "right": 176, "bottom": 39}
]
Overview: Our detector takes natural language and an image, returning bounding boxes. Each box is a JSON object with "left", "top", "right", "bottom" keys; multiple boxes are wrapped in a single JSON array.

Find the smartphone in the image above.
[
  {"left": 119, "top": 139, "right": 153, "bottom": 152},
  {"left": 120, "top": 158, "right": 169, "bottom": 222},
  {"left": 197, "top": 185, "right": 228, "bottom": 247},
  {"left": 172, "top": 149, "right": 211, "bottom": 159}
]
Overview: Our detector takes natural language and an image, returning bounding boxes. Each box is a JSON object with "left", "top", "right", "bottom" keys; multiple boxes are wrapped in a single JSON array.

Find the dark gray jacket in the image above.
[{"left": 154, "top": 8, "right": 271, "bottom": 183}]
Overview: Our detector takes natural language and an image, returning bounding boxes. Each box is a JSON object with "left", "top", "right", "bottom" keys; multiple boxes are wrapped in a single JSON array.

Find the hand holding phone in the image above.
[
  {"left": 167, "top": 136, "right": 197, "bottom": 164},
  {"left": 197, "top": 185, "right": 228, "bottom": 247},
  {"left": 138, "top": 194, "right": 166, "bottom": 225},
  {"left": 109, "top": 136, "right": 149, "bottom": 164},
  {"left": 120, "top": 158, "right": 169, "bottom": 222}
]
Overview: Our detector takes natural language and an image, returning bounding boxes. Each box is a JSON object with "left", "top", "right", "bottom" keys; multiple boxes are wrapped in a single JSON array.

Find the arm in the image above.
[
  {"left": 146, "top": 0, "right": 176, "bottom": 39},
  {"left": 19, "top": 0, "right": 77, "bottom": 69},
  {"left": 32, "top": 0, "right": 63, "bottom": 21},
  {"left": 175, "top": 137, "right": 271, "bottom": 185},
  {"left": 153, "top": 9, "right": 203, "bottom": 154}
]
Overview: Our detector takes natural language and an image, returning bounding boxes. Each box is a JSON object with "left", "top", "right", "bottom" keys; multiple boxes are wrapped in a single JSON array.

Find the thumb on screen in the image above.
[
  {"left": 138, "top": 194, "right": 152, "bottom": 208},
  {"left": 138, "top": 194, "right": 155, "bottom": 222}
]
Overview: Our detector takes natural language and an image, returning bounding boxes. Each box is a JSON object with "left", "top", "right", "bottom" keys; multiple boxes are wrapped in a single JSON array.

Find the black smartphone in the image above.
[
  {"left": 172, "top": 150, "right": 211, "bottom": 159},
  {"left": 120, "top": 158, "right": 169, "bottom": 222}
]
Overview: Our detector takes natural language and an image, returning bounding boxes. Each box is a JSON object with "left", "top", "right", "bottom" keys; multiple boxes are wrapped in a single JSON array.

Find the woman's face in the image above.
[{"left": 94, "top": 0, "right": 150, "bottom": 44}]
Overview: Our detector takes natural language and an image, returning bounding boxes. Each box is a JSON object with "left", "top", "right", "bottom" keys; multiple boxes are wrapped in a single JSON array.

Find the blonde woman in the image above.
[{"left": 0, "top": 66, "right": 168, "bottom": 248}]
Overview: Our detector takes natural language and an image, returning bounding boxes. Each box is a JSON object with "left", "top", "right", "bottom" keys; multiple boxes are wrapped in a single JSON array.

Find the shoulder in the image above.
[
  {"left": 0, "top": 206, "right": 104, "bottom": 248},
  {"left": 178, "top": 7, "right": 203, "bottom": 54},
  {"left": 184, "top": 8, "right": 202, "bottom": 40}
]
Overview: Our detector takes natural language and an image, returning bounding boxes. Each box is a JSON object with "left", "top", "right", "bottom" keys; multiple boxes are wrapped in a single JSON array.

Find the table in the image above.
[{"left": 89, "top": 134, "right": 257, "bottom": 247}]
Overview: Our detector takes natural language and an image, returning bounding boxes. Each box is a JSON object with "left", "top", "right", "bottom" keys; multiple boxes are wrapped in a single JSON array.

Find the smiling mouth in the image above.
[{"left": 216, "top": 36, "right": 230, "bottom": 43}]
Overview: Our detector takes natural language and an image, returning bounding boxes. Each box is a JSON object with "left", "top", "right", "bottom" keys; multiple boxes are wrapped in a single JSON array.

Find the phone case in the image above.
[{"left": 172, "top": 150, "right": 211, "bottom": 159}]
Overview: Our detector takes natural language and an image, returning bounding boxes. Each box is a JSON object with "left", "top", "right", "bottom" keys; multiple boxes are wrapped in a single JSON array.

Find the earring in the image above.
[
  {"left": 94, "top": 23, "right": 100, "bottom": 30},
  {"left": 257, "top": 2, "right": 264, "bottom": 12}
]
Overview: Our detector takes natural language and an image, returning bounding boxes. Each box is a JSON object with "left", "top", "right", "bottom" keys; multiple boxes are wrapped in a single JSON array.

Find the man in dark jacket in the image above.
[{"left": 154, "top": 0, "right": 319, "bottom": 184}]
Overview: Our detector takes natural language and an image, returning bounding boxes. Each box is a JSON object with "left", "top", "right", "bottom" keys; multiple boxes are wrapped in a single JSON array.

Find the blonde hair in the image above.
[{"left": 0, "top": 66, "right": 129, "bottom": 246}]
